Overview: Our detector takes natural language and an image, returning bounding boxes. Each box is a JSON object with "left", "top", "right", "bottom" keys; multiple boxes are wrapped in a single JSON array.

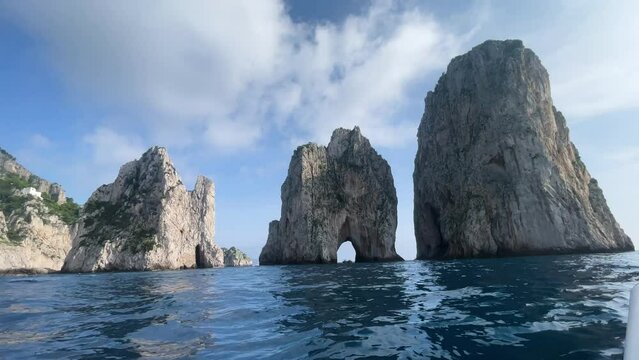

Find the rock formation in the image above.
[
  {"left": 0, "top": 147, "right": 78, "bottom": 273},
  {"left": 413, "top": 39, "right": 634, "bottom": 259},
  {"left": 1, "top": 148, "right": 66, "bottom": 204},
  {"left": 260, "top": 127, "right": 402, "bottom": 264},
  {"left": 62, "top": 146, "right": 224, "bottom": 272},
  {"left": 222, "top": 247, "right": 253, "bottom": 267}
]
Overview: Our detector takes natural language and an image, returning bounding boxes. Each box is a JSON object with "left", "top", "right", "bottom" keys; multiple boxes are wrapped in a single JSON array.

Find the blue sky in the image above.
[{"left": 0, "top": 0, "right": 637, "bottom": 261}]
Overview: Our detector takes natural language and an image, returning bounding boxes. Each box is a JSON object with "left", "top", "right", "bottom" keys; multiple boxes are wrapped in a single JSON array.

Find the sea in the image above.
[{"left": 1, "top": 252, "right": 638, "bottom": 359}]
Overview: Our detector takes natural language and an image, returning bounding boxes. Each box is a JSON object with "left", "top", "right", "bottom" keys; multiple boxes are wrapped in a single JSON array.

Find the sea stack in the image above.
[
  {"left": 260, "top": 127, "right": 402, "bottom": 264},
  {"left": 62, "top": 146, "right": 224, "bottom": 272},
  {"left": 0, "top": 147, "right": 78, "bottom": 273},
  {"left": 413, "top": 40, "right": 633, "bottom": 259},
  {"left": 222, "top": 247, "right": 253, "bottom": 267}
]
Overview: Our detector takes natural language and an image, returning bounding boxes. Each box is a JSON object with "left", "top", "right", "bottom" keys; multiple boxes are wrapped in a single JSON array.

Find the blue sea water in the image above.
[{"left": 1, "top": 252, "right": 638, "bottom": 359}]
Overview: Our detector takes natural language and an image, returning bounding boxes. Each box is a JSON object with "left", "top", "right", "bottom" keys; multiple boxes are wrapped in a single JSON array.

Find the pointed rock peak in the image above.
[
  {"left": 113, "top": 145, "right": 181, "bottom": 192},
  {"left": 193, "top": 175, "right": 214, "bottom": 195},
  {"left": 140, "top": 146, "right": 171, "bottom": 164},
  {"left": 330, "top": 126, "right": 363, "bottom": 143},
  {"left": 145, "top": 145, "right": 168, "bottom": 155},
  {"left": 120, "top": 146, "right": 173, "bottom": 174},
  {"left": 328, "top": 126, "right": 371, "bottom": 158}
]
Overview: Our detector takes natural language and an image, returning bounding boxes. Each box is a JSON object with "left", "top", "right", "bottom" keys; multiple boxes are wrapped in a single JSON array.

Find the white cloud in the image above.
[
  {"left": 83, "top": 127, "right": 144, "bottom": 166},
  {"left": 281, "top": 4, "right": 463, "bottom": 146},
  {"left": 204, "top": 119, "right": 263, "bottom": 151},
  {"left": 524, "top": 0, "right": 639, "bottom": 119},
  {"left": 1, "top": 0, "right": 466, "bottom": 151},
  {"left": 28, "top": 134, "right": 53, "bottom": 149},
  {"left": 606, "top": 146, "right": 639, "bottom": 167}
]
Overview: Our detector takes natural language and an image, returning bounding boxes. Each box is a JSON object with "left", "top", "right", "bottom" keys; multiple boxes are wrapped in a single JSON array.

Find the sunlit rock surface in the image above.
[
  {"left": 63, "top": 147, "right": 223, "bottom": 272},
  {"left": 0, "top": 148, "right": 76, "bottom": 273},
  {"left": 414, "top": 40, "right": 634, "bottom": 259},
  {"left": 261, "top": 127, "right": 402, "bottom": 264}
]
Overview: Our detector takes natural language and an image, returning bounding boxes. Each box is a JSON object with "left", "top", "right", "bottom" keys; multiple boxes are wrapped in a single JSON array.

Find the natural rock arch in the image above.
[
  {"left": 336, "top": 216, "right": 376, "bottom": 263},
  {"left": 260, "top": 127, "right": 403, "bottom": 265},
  {"left": 338, "top": 218, "right": 356, "bottom": 252}
]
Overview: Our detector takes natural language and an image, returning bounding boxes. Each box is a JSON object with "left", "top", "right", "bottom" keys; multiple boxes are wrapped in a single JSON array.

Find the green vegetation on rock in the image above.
[
  {"left": 42, "top": 192, "right": 81, "bottom": 225},
  {"left": 6, "top": 227, "right": 24, "bottom": 243},
  {"left": 80, "top": 200, "right": 157, "bottom": 252},
  {"left": 83, "top": 201, "right": 127, "bottom": 228},
  {"left": 123, "top": 228, "right": 157, "bottom": 253},
  {"left": 0, "top": 147, "right": 16, "bottom": 161},
  {"left": 224, "top": 247, "right": 251, "bottom": 261},
  {"left": 0, "top": 173, "right": 30, "bottom": 217},
  {"left": 0, "top": 173, "right": 80, "bottom": 225}
]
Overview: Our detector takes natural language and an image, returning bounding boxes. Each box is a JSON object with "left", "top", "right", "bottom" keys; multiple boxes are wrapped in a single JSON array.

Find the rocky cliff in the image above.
[
  {"left": 222, "top": 247, "right": 253, "bottom": 267},
  {"left": 0, "top": 147, "right": 78, "bottom": 273},
  {"left": 62, "top": 146, "right": 224, "bottom": 272},
  {"left": 413, "top": 40, "right": 634, "bottom": 259},
  {"left": 1, "top": 148, "right": 66, "bottom": 204},
  {"left": 260, "top": 127, "right": 402, "bottom": 264}
]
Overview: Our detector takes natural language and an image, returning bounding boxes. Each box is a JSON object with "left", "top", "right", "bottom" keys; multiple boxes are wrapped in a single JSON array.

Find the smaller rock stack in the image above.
[
  {"left": 63, "top": 146, "right": 224, "bottom": 272},
  {"left": 260, "top": 127, "right": 402, "bottom": 265},
  {"left": 222, "top": 247, "right": 253, "bottom": 267}
]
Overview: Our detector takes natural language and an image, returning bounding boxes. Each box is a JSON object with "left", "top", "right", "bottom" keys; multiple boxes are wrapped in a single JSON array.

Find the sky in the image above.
[{"left": 0, "top": 0, "right": 637, "bottom": 262}]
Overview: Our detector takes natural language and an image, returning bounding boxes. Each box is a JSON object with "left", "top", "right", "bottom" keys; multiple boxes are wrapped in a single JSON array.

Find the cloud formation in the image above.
[
  {"left": 83, "top": 127, "right": 144, "bottom": 167},
  {"left": 548, "top": 1, "right": 639, "bottom": 117},
  {"left": 1, "top": 0, "right": 465, "bottom": 151},
  {"left": 28, "top": 134, "right": 53, "bottom": 149},
  {"left": 517, "top": 0, "right": 639, "bottom": 119}
]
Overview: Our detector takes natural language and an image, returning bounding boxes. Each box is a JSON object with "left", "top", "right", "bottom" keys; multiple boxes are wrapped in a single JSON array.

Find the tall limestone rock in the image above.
[
  {"left": 62, "top": 146, "right": 224, "bottom": 272},
  {"left": 414, "top": 40, "right": 634, "bottom": 259},
  {"left": 0, "top": 147, "right": 78, "bottom": 273},
  {"left": 260, "top": 127, "right": 402, "bottom": 264}
]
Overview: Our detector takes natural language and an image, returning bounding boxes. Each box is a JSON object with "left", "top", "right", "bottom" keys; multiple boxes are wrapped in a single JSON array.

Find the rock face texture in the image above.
[
  {"left": 222, "top": 247, "right": 253, "bottom": 267},
  {"left": 414, "top": 40, "right": 634, "bottom": 259},
  {"left": 0, "top": 199, "right": 75, "bottom": 273},
  {"left": 0, "top": 148, "right": 77, "bottom": 273},
  {"left": 260, "top": 127, "right": 402, "bottom": 264},
  {"left": 62, "top": 147, "right": 224, "bottom": 272}
]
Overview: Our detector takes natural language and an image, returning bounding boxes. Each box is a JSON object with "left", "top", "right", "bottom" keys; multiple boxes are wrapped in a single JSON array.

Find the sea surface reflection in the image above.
[{"left": 1, "top": 252, "right": 638, "bottom": 359}]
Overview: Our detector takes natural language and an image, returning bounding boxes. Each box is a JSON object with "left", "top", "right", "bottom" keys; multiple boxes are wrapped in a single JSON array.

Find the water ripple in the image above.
[{"left": 0, "top": 252, "right": 638, "bottom": 359}]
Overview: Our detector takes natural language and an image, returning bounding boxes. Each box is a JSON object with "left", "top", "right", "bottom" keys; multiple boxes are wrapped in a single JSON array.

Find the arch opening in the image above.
[
  {"left": 338, "top": 217, "right": 363, "bottom": 263},
  {"left": 337, "top": 240, "right": 356, "bottom": 263}
]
